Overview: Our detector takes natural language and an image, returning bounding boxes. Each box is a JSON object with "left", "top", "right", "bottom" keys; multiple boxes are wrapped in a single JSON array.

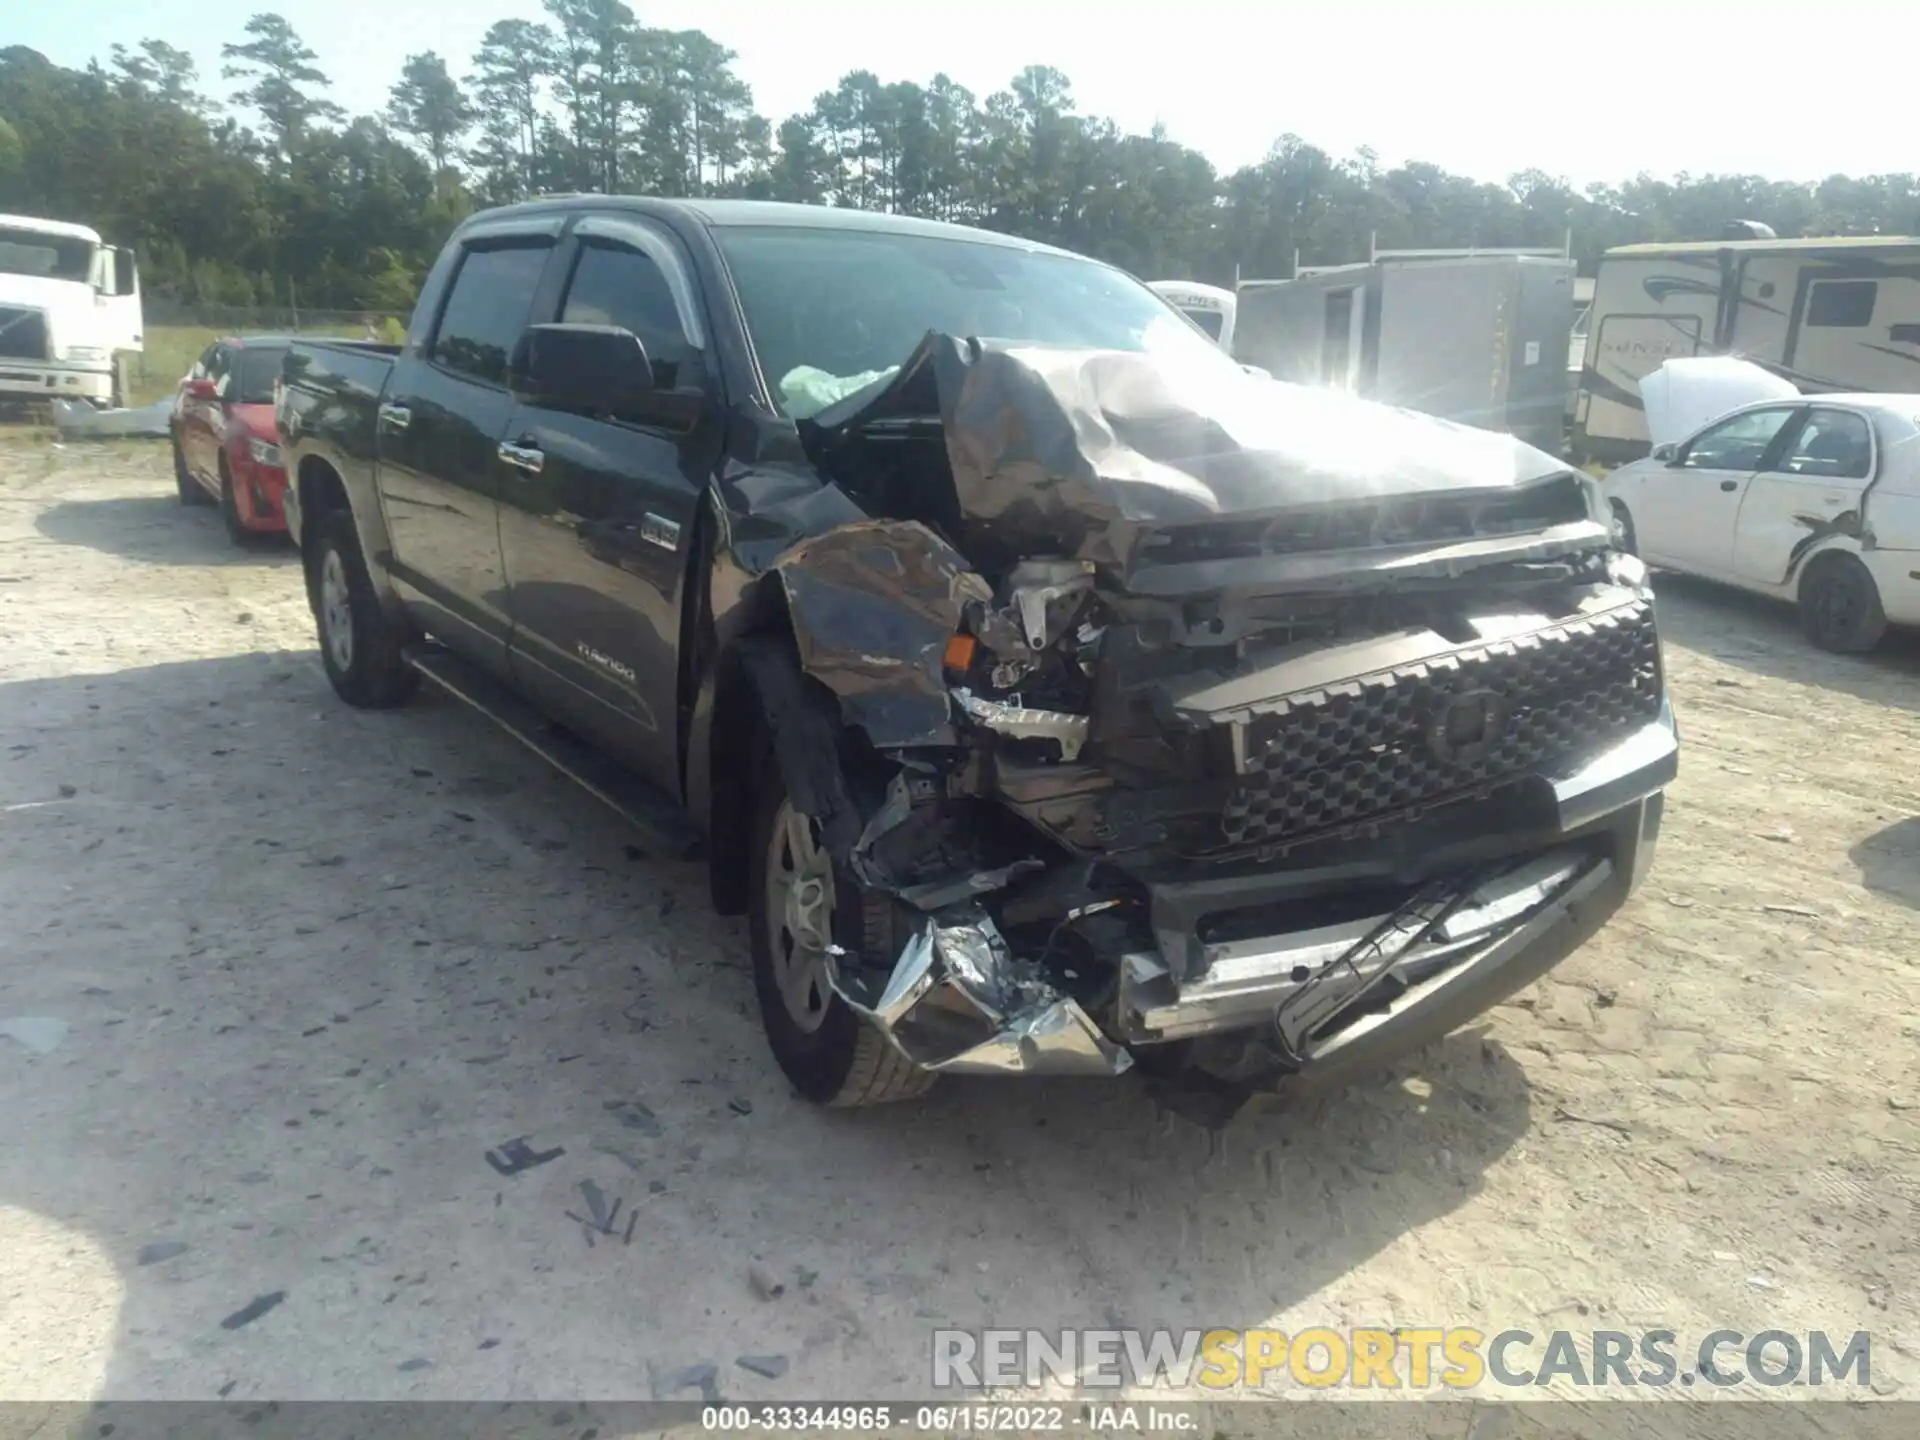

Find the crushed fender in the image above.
[{"left": 772, "top": 520, "right": 990, "bottom": 750}]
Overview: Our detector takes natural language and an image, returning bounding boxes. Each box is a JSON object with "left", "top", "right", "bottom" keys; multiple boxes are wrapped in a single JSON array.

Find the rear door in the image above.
[
  {"left": 1629, "top": 404, "right": 1803, "bottom": 574},
  {"left": 376, "top": 220, "right": 564, "bottom": 671},
  {"left": 496, "top": 216, "right": 720, "bottom": 792},
  {"left": 1733, "top": 405, "right": 1875, "bottom": 585}
]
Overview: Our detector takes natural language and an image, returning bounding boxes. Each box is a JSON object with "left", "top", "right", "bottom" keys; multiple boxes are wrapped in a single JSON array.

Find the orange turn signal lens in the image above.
[{"left": 943, "top": 634, "right": 978, "bottom": 675}]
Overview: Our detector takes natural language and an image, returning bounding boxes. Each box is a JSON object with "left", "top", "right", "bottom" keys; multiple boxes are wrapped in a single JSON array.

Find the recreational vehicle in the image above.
[
  {"left": 1233, "top": 249, "right": 1577, "bottom": 455},
  {"left": 0, "top": 214, "right": 144, "bottom": 408},
  {"left": 1149, "top": 280, "right": 1236, "bottom": 349},
  {"left": 1573, "top": 235, "right": 1920, "bottom": 464}
]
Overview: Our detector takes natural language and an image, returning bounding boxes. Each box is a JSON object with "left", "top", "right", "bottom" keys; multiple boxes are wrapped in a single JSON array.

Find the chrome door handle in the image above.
[
  {"left": 497, "top": 441, "right": 545, "bottom": 474},
  {"left": 377, "top": 402, "right": 412, "bottom": 431}
]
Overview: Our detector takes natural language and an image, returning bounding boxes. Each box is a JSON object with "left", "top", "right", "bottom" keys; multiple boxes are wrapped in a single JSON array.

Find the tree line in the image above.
[{"left": 3, "top": 3, "right": 1918, "bottom": 311}]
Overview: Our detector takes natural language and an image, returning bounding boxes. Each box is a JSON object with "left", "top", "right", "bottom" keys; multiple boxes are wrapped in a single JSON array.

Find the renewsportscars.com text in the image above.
[{"left": 932, "top": 1327, "right": 1874, "bottom": 1391}]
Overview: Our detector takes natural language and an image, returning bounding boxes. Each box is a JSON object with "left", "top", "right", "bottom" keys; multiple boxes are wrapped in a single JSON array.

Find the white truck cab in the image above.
[
  {"left": 1149, "top": 280, "right": 1236, "bottom": 352},
  {"left": 0, "top": 214, "right": 144, "bottom": 407}
]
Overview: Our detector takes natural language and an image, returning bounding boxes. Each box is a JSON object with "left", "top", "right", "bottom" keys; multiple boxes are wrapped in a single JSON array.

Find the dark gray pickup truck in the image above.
[{"left": 277, "top": 197, "right": 1676, "bottom": 1117}]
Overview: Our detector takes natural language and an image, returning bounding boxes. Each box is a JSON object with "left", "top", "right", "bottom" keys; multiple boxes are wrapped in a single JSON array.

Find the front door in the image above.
[
  {"left": 377, "top": 236, "right": 558, "bottom": 670},
  {"left": 180, "top": 343, "right": 225, "bottom": 481},
  {"left": 497, "top": 221, "right": 719, "bottom": 793},
  {"left": 1733, "top": 406, "right": 1875, "bottom": 586},
  {"left": 1633, "top": 404, "right": 1803, "bottom": 575}
]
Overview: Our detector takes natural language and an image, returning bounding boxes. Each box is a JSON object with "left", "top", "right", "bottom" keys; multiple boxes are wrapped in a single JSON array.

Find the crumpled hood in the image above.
[{"left": 808, "top": 332, "right": 1578, "bottom": 571}]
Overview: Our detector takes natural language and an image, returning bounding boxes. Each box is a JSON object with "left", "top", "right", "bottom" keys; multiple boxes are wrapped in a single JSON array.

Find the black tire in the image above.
[
  {"left": 747, "top": 769, "right": 935, "bottom": 1107},
  {"left": 1609, "top": 500, "right": 1636, "bottom": 557},
  {"left": 312, "top": 506, "right": 419, "bottom": 708},
  {"left": 173, "top": 433, "right": 211, "bottom": 506},
  {"left": 218, "top": 459, "right": 254, "bottom": 546},
  {"left": 1798, "top": 553, "right": 1887, "bottom": 654}
]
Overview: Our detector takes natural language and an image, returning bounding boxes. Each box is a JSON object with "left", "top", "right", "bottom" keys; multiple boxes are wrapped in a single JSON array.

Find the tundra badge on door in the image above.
[
  {"left": 576, "top": 643, "right": 637, "bottom": 685},
  {"left": 641, "top": 513, "right": 681, "bottom": 551}
]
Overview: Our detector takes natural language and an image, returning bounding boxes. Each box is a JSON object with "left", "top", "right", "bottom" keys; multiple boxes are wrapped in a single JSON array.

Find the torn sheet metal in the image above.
[
  {"left": 810, "top": 332, "right": 1577, "bottom": 574},
  {"left": 829, "top": 909, "right": 1132, "bottom": 1078},
  {"left": 50, "top": 398, "right": 172, "bottom": 440},
  {"left": 772, "top": 520, "right": 991, "bottom": 749},
  {"left": 953, "top": 689, "right": 1090, "bottom": 762},
  {"left": 931, "top": 997, "right": 1128, "bottom": 1077}
]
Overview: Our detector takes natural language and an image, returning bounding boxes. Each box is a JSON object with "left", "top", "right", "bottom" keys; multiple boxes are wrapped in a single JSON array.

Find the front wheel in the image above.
[
  {"left": 218, "top": 460, "right": 255, "bottom": 547},
  {"left": 174, "top": 433, "right": 210, "bottom": 506},
  {"left": 1799, "top": 553, "right": 1887, "bottom": 654},
  {"left": 312, "top": 507, "right": 419, "bottom": 708},
  {"left": 747, "top": 771, "right": 935, "bottom": 1107},
  {"left": 1609, "top": 500, "right": 1637, "bottom": 556}
]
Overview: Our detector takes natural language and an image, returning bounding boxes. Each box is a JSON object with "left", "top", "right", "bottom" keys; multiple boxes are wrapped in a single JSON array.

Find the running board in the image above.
[{"left": 406, "top": 644, "right": 704, "bottom": 861}]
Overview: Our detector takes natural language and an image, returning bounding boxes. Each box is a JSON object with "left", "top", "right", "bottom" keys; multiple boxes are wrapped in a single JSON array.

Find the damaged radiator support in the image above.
[{"left": 825, "top": 908, "right": 1132, "bottom": 1077}]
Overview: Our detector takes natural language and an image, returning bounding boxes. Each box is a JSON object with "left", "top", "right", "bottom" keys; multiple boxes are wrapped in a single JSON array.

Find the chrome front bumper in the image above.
[{"left": 0, "top": 363, "right": 112, "bottom": 400}]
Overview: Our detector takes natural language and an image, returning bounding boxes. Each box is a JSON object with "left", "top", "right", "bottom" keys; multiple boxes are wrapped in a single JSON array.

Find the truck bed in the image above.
[{"left": 276, "top": 339, "right": 401, "bottom": 547}]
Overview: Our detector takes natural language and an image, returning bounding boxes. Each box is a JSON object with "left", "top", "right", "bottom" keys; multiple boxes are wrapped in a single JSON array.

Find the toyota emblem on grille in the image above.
[{"left": 1426, "top": 688, "right": 1510, "bottom": 765}]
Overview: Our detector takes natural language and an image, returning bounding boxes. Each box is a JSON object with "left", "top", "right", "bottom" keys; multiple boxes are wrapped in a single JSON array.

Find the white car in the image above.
[{"left": 1602, "top": 392, "right": 1920, "bottom": 652}]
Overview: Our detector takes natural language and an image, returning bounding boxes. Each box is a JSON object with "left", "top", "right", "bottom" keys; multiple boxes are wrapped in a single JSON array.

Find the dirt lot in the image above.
[{"left": 1, "top": 434, "right": 1915, "bottom": 1406}]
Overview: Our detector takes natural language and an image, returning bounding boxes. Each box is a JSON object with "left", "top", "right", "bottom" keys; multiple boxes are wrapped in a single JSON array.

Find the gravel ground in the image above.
[{"left": 1, "top": 434, "right": 1915, "bottom": 1407}]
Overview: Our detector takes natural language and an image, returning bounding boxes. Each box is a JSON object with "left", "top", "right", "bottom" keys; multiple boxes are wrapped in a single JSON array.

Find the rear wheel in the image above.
[
  {"left": 1799, "top": 553, "right": 1887, "bottom": 654},
  {"left": 747, "top": 771, "right": 935, "bottom": 1107},
  {"left": 312, "top": 507, "right": 419, "bottom": 708}
]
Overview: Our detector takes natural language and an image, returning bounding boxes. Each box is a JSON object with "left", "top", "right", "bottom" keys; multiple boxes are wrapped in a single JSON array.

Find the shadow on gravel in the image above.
[
  {"left": 1851, "top": 816, "right": 1920, "bottom": 912},
  {"left": 1649, "top": 571, "right": 1920, "bottom": 714},
  {"left": 34, "top": 494, "right": 297, "bottom": 567},
  {"left": 1, "top": 651, "right": 1538, "bottom": 1405}
]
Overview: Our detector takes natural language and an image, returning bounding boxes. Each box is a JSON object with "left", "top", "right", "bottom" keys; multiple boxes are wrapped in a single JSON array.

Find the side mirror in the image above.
[
  {"left": 112, "top": 247, "right": 139, "bottom": 297},
  {"left": 511, "top": 323, "right": 656, "bottom": 420},
  {"left": 185, "top": 378, "right": 218, "bottom": 401},
  {"left": 1651, "top": 442, "right": 1676, "bottom": 463}
]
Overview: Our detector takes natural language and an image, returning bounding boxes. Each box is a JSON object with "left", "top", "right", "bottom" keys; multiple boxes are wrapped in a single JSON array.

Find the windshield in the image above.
[
  {"left": 0, "top": 228, "right": 95, "bottom": 283},
  {"left": 714, "top": 225, "right": 1238, "bottom": 416}
]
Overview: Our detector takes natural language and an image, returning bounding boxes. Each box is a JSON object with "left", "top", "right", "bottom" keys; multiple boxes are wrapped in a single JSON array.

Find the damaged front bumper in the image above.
[
  {"left": 828, "top": 705, "right": 1674, "bottom": 1085},
  {"left": 829, "top": 910, "right": 1133, "bottom": 1078}
]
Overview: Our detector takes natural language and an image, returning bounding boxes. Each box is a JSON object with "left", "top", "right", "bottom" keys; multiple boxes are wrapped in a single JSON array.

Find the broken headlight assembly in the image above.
[{"left": 943, "top": 559, "right": 1104, "bottom": 764}]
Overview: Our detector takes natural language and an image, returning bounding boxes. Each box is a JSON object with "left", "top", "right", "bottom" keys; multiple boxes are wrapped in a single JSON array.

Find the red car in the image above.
[{"left": 169, "top": 336, "right": 292, "bottom": 543}]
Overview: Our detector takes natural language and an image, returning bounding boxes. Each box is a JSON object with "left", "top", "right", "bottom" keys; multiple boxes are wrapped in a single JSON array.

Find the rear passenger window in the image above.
[
  {"left": 1781, "top": 410, "right": 1873, "bottom": 481},
  {"left": 1807, "top": 280, "right": 1877, "bottom": 328},
  {"left": 560, "top": 242, "right": 697, "bottom": 390},
  {"left": 431, "top": 242, "right": 552, "bottom": 385}
]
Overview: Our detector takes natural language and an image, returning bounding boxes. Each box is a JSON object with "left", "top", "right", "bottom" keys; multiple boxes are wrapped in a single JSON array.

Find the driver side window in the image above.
[
  {"left": 559, "top": 240, "right": 699, "bottom": 392},
  {"left": 1679, "top": 407, "right": 1797, "bottom": 471}
]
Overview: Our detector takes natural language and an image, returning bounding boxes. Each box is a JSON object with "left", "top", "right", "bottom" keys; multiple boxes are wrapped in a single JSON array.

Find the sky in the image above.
[{"left": 7, "top": 0, "right": 1913, "bottom": 187}]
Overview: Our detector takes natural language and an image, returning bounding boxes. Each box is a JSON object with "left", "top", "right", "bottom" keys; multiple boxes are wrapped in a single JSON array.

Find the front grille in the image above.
[
  {"left": 1221, "top": 600, "right": 1661, "bottom": 847},
  {"left": 0, "top": 306, "right": 50, "bottom": 361}
]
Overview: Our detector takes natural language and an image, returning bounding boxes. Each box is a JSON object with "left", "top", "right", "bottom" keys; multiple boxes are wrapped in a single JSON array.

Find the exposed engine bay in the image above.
[{"left": 737, "top": 332, "right": 1677, "bottom": 1108}]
